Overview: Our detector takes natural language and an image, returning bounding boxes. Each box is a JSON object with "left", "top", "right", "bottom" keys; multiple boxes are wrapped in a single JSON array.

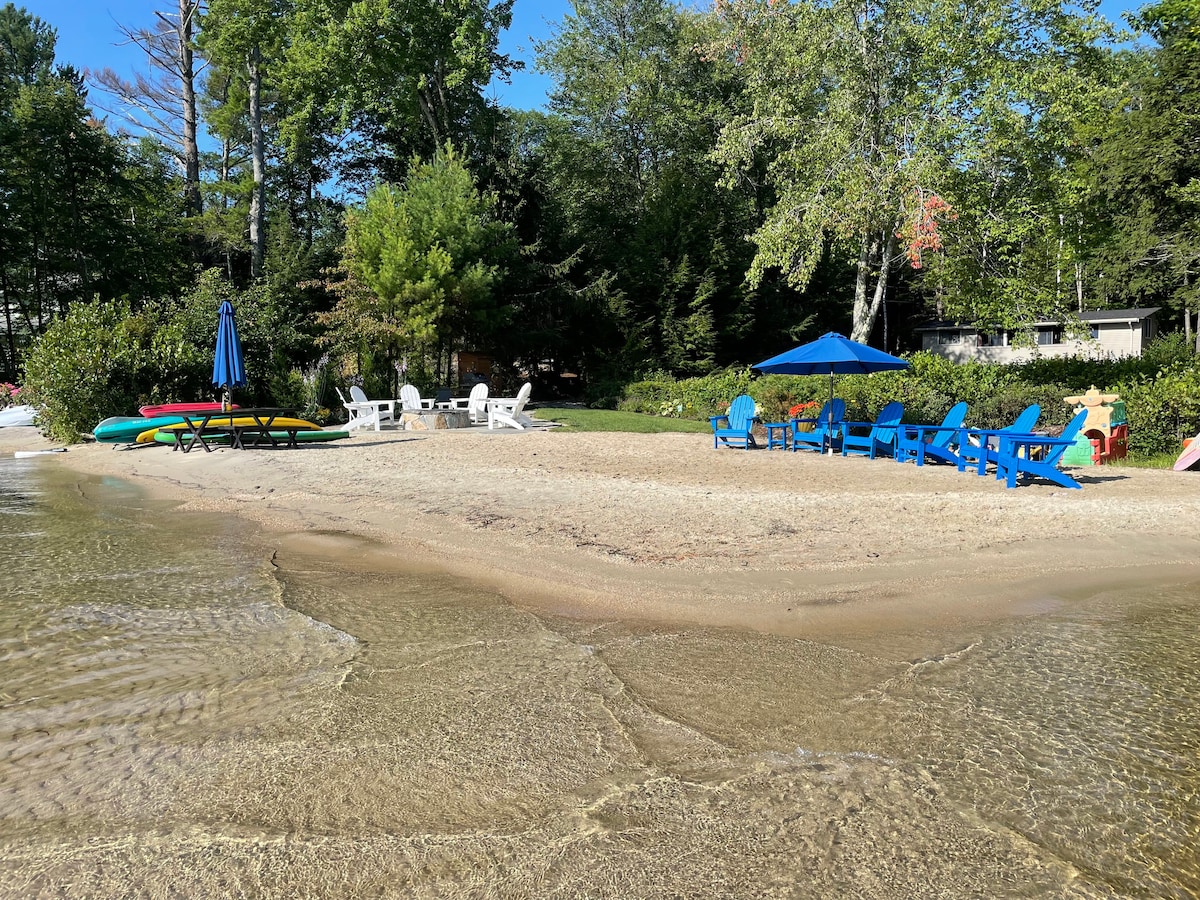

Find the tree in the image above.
[
  {"left": 712, "top": 0, "right": 1114, "bottom": 344},
  {"left": 280, "top": 0, "right": 518, "bottom": 185},
  {"left": 1086, "top": 0, "right": 1200, "bottom": 342},
  {"left": 0, "top": 2, "right": 55, "bottom": 94},
  {"left": 198, "top": 0, "right": 287, "bottom": 278},
  {"left": 532, "top": 0, "right": 783, "bottom": 378},
  {"left": 89, "top": 0, "right": 205, "bottom": 217},
  {"left": 323, "top": 145, "right": 516, "bottom": 388},
  {"left": 0, "top": 12, "right": 187, "bottom": 379}
]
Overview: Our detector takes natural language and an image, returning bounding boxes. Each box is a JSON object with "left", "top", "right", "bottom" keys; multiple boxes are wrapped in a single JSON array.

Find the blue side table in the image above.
[{"left": 764, "top": 422, "right": 790, "bottom": 450}]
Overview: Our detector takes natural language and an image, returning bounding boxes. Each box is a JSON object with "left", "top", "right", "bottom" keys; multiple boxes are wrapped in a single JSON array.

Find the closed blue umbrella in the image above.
[
  {"left": 212, "top": 300, "right": 246, "bottom": 410},
  {"left": 754, "top": 332, "right": 909, "bottom": 451}
]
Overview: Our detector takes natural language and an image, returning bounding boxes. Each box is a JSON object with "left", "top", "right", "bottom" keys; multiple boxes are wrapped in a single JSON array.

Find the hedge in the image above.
[{"left": 615, "top": 340, "right": 1200, "bottom": 455}]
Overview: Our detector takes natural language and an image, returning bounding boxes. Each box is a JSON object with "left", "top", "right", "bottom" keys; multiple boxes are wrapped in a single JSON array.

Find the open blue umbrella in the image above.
[
  {"left": 753, "top": 332, "right": 909, "bottom": 450},
  {"left": 212, "top": 300, "right": 246, "bottom": 410}
]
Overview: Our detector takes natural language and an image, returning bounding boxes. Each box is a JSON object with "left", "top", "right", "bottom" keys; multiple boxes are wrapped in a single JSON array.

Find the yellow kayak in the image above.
[{"left": 136, "top": 416, "right": 324, "bottom": 444}]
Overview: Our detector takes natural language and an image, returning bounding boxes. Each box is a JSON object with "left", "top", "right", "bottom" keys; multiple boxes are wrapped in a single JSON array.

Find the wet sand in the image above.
[{"left": 2, "top": 423, "right": 1198, "bottom": 639}]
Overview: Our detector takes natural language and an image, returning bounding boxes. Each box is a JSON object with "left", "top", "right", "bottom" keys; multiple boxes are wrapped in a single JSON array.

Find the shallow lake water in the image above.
[{"left": 1, "top": 460, "right": 1197, "bottom": 897}]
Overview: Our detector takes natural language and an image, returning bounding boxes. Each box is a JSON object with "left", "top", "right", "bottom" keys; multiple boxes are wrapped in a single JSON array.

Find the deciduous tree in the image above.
[{"left": 713, "top": 0, "right": 1113, "bottom": 344}]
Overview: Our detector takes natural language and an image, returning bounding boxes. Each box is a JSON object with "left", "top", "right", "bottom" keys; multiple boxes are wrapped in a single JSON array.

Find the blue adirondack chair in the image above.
[
  {"left": 840, "top": 401, "right": 904, "bottom": 458},
  {"left": 993, "top": 409, "right": 1089, "bottom": 488},
  {"left": 957, "top": 404, "right": 1042, "bottom": 475},
  {"left": 894, "top": 402, "right": 969, "bottom": 465},
  {"left": 710, "top": 395, "right": 759, "bottom": 449},
  {"left": 790, "top": 398, "right": 845, "bottom": 453}
]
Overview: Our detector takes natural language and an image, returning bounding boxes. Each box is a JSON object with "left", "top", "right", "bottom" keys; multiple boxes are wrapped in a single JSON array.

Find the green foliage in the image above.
[
  {"left": 1107, "top": 452, "right": 1179, "bottom": 469},
  {"left": 150, "top": 269, "right": 309, "bottom": 407},
  {"left": 267, "top": 357, "right": 333, "bottom": 424},
  {"left": 0, "top": 4, "right": 55, "bottom": 92},
  {"left": 21, "top": 300, "right": 155, "bottom": 443},
  {"left": 0, "top": 40, "right": 188, "bottom": 379},
  {"left": 1113, "top": 362, "right": 1200, "bottom": 455},
  {"left": 282, "top": 0, "right": 518, "bottom": 166},
  {"left": 713, "top": 0, "right": 1117, "bottom": 342},
  {"left": 1081, "top": 0, "right": 1200, "bottom": 319},
  {"left": 529, "top": 0, "right": 778, "bottom": 380},
  {"left": 9, "top": 0, "right": 1200, "bottom": 418},
  {"left": 329, "top": 145, "right": 515, "bottom": 368},
  {"left": 618, "top": 368, "right": 755, "bottom": 420},
  {"left": 21, "top": 270, "right": 311, "bottom": 442},
  {"left": 612, "top": 345, "right": 1200, "bottom": 449}
]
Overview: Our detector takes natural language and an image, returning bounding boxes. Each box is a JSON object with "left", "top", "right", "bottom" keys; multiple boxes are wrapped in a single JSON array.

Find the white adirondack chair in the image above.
[
  {"left": 399, "top": 384, "right": 434, "bottom": 411},
  {"left": 347, "top": 385, "right": 395, "bottom": 431},
  {"left": 337, "top": 387, "right": 376, "bottom": 432},
  {"left": 451, "top": 382, "right": 489, "bottom": 424},
  {"left": 487, "top": 382, "right": 534, "bottom": 430}
]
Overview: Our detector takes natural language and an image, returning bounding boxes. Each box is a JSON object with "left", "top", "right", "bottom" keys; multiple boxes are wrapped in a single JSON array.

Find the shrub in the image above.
[
  {"left": 22, "top": 270, "right": 316, "bottom": 442},
  {"left": 607, "top": 344, "right": 1200, "bottom": 451},
  {"left": 269, "top": 356, "right": 334, "bottom": 424},
  {"left": 968, "top": 381, "right": 1075, "bottom": 430},
  {"left": 618, "top": 368, "right": 755, "bottom": 419},
  {"left": 22, "top": 299, "right": 157, "bottom": 443},
  {"left": 1114, "top": 362, "right": 1200, "bottom": 455},
  {"left": 0, "top": 383, "right": 21, "bottom": 408}
]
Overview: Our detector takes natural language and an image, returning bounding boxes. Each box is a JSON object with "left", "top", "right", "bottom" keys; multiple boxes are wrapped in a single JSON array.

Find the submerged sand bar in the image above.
[{"left": 5, "top": 423, "right": 1199, "bottom": 635}]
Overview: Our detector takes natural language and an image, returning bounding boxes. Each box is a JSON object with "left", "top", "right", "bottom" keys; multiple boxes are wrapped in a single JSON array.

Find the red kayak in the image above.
[{"left": 139, "top": 402, "right": 238, "bottom": 417}]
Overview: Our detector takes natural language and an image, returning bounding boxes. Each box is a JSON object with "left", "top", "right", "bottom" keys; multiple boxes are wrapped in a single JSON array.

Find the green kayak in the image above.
[{"left": 153, "top": 429, "right": 350, "bottom": 447}]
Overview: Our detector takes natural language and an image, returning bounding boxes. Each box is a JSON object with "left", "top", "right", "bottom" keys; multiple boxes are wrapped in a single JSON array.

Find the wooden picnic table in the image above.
[{"left": 170, "top": 407, "right": 297, "bottom": 453}]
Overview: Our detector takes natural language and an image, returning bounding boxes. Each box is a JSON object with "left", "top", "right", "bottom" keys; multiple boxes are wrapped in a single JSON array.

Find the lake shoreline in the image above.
[{"left": 5, "top": 423, "right": 1200, "bottom": 638}]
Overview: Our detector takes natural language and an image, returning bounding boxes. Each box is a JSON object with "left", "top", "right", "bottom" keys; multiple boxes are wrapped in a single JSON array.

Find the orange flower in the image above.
[{"left": 789, "top": 401, "right": 821, "bottom": 418}]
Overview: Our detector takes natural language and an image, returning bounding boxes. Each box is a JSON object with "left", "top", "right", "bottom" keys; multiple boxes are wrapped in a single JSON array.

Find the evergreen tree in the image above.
[
  {"left": 0, "top": 7, "right": 186, "bottom": 379},
  {"left": 323, "top": 146, "right": 516, "bottom": 389}
]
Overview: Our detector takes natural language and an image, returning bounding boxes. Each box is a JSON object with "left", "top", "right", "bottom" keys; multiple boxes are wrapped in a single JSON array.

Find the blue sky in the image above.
[{"left": 25, "top": 0, "right": 1148, "bottom": 113}]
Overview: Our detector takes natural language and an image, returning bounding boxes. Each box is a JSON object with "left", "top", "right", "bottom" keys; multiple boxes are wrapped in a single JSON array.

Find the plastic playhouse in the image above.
[{"left": 1062, "top": 386, "right": 1128, "bottom": 466}]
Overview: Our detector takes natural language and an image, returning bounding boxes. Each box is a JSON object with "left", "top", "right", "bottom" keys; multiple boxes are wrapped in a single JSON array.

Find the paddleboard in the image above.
[
  {"left": 14, "top": 448, "right": 67, "bottom": 458},
  {"left": 1173, "top": 432, "right": 1200, "bottom": 472},
  {"left": 139, "top": 402, "right": 237, "bottom": 417},
  {"left": 138, "top": 416, "right": 324, "bottom": 444},
  {"left": 94, "top": 415, "right": 187, "bottom": 442},
  {"left": 152, "top": 429, "right": 349, "bottom": 446}
]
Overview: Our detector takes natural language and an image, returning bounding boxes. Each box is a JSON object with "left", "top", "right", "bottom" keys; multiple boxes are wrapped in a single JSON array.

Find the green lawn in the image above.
[
  {"left": 536, "top": 407, "right": 712, "bottom": 433},
  {"left": 1106, "top": 452, "right": 1178, "bottom": 469}
]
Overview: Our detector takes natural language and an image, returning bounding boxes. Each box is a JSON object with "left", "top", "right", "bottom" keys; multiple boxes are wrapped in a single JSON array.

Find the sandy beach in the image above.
[{"left": 4, "top": 421, "right": 1199, "bottom": 636}]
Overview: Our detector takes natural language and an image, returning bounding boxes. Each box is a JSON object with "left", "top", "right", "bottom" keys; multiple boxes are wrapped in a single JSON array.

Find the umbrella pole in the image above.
[{"left": 826, "top": 372, "right": 836, "bottom": 455}]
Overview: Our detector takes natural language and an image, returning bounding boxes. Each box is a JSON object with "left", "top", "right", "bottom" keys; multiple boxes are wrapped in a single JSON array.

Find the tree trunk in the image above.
[
  {"left": 417, "top": 91, "right": 442, "bottom": 147},
  {"left": 850, "top": 230, "right": 895, "bottom": 344},
  {"left": 0, "top": 266, "right": 16, "bottom": 380},
  {"left": 851, "top": 235, "right": 873, "bottom": 340},
  {"left": 247, "top": 44, "right": 265, "bottom": 279},
  {"left": 178, "top": 0, "right": 201, "bottom": 217},
  {"left": 1056, "top": 213, "right": 1064, "bottom": 302},
  {"left": 1075, "top": 214, "right": 1085, "bottom": 311}
]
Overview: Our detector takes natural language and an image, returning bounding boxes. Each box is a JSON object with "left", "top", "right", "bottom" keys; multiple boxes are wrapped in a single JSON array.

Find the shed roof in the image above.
[{"left": 914, "top": 308, "right": 1161, "bottom": 331}]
